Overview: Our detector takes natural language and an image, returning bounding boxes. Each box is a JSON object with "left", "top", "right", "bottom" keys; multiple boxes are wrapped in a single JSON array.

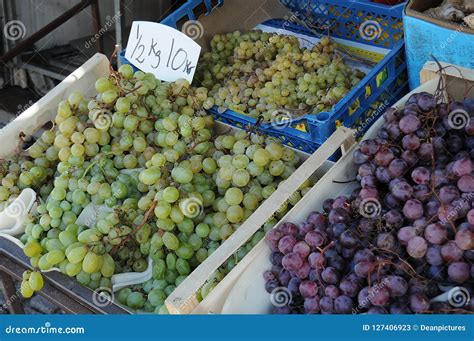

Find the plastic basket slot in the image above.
[
  {"left": 377, "top": 67, "right": 389, "bottom": 88},
  {"left": 353, "top": 73, "right": 406, "bottom": 133},
  {"left": 366, "top": 82, "right": 373, "bottom": 100},
  {"left": 312, "top": 2, "right": 328, "bottom": 16},
  {"left": 366, "top": 75, "right": 379, "bottom": 104},
  {"left": 175, "top": 15, "right": 195, "bottom": 31},
  {"left": 340, "top": 9, "right": 352, "bottom": 19},
  {"left": 348, "top": 99, "right": 360, "bottom": 116},
  {"left": 162, "top": 0, "right": 223, "bottom": 29},
  {"left": 331, "top": 8, "right": 341, "bottom": 17},
  {"left": 192, "top": 2, "right": 209, "bottom": 20}
]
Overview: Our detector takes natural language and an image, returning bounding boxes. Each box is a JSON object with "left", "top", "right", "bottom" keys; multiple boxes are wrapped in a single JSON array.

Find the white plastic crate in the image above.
[
  {"left": 193, "top": 62, "right": 474, "bottom": 314},
  {"left": 0, "top": 53, "right": 356, "bottom": 312}
]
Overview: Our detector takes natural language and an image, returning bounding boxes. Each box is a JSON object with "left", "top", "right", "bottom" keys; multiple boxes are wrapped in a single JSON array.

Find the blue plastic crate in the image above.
[
  {"left": 281, "top": 0, "right": 406, "bottom": 49},
  {"left": 404, "top": 14, "right": 474, "bottom": 89},
  {"left": 120, "top": 0, "right": 408, "bottom": 153}
]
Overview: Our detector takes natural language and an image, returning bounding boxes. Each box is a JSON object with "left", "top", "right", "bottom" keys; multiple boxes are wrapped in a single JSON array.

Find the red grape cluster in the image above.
[
  {"left": 264, "top": 196, "right": 432, "bottom": 314},
  {"left": 355, "top": 93, "right": 473, "bottom": 286},
  {"left": 264, "top": 92, "right": 473, "bottom": 314},
  {"left": 265, "top": 202, "right": 357, "bottom": 314}
]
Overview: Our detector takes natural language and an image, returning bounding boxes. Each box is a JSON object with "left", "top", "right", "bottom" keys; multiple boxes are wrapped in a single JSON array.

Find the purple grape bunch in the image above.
[
  {"left": 264, "top": 198, "right": 436, "bottom": 314},
  {"left": 355, "top": 93, "right": 473, "bottom": 285},
  {"left": 265, "top": 205, "right": 357, "bottom": 314},
  {"left": 264, "top": 92, "right": 474, "bottom": 314}
]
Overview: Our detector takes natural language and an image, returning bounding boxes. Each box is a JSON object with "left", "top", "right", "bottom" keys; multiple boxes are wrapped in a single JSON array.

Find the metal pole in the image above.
[
  {"left": 114, "top": 0, "right": 122, "bottom": 66},
  {"left": 90, "top": 0, "right": 104, "bottom": 53},
  {"left": 0, "top": 0, "right": 13, "bottom": 85},
  {"left": 0, "top": 0, "right": 93, "bottom": 64}
]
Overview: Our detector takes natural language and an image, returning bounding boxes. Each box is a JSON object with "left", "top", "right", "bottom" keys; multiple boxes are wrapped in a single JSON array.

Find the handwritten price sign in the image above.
[{"left": 125, "top": 21, "right": 201, "bottom": 83}]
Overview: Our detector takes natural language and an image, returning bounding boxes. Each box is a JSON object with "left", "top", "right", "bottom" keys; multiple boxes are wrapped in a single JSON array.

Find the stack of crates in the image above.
[{"left": 120, "top": 0, "right": 408, "bottom": 153}]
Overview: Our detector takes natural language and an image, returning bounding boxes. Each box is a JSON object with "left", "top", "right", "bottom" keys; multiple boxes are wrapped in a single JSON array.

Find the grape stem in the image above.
[
  {"left": 167, "top": 85, "right": 187, "bottom": 100},
  {"left": 372, "top": 247, "right": 424, "bottom": 280},
  {"left": 123, "top": 84, "right": 144, "bottom": 95},
  {"left": 112, "top": 199, "right": 158, "bottom": 253},
  {"left": 140, "top": 96, "right": 154, "bottom": 120},
  {"left": 108, "top": 45, "right": 119, "bottom": 74},
  {"left": 428, "top": 137, "right": 457, "bottom": 233},
  {"left": 82, "top": 161, "right": 98, "bottom": 179},
  {"left": 316, "top": 240, "right": 335, "bottom": 255}
]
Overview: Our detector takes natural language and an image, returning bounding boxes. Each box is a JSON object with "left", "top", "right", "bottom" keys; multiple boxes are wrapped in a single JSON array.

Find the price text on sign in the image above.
[{"left": 125, "top": 21, "right": 201, "bottom": 83}]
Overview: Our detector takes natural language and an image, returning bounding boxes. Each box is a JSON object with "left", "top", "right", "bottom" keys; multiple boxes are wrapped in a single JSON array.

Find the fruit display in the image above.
[
  {"left": 0, "top": 63, "right": 319, "bottom": 313},
  {"left": 264, "top": 91, "right": 474, "bottom": 314},
  {"left": 197, "top": 180, "right": 314, "bottom": 300},
  {"left": 195, "top": 31, "right": 366, "bottom": 121},
  {"left": 0, "top": 155, "right": 55, "bottom": 210}
]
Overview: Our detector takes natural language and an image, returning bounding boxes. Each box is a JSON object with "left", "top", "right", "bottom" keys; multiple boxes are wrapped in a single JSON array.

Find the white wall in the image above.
[{"left": 15, "top": 0, "right": 173, "bottom": 49}]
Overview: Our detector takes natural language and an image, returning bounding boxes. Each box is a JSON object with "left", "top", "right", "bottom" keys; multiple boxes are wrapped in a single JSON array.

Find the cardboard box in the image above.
[
  {"left": 406, "top": 0, "right": 474, "bottom": 34},
  {"left": 190, "top": 0, "right": 293, "bottom": 50},
  {"left": 403, "top": 0, "right": 474, "bottom": 88}
]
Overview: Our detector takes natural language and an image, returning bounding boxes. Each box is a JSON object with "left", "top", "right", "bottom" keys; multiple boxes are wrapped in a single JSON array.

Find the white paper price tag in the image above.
[{"left": 125, "top": 21, "right": 201, "bottom": 83}]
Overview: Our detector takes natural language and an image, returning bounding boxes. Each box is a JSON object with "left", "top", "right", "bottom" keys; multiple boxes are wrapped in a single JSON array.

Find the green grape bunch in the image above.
[
  {"left": 0, "top": 59, "right": 318, "bottom": 313},
  {"left": 194, "top": 31, "right": 366, "bottom": 121}
]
